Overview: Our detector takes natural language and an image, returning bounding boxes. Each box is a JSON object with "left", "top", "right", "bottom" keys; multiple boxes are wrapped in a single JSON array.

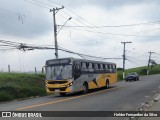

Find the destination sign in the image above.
[{"left": 46, "top": 59, "right": 71, "bottom": 65}]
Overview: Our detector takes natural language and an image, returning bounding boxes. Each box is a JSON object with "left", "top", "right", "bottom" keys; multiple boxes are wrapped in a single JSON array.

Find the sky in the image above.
[{"left": 0, "top": 0, "right": 160, "bottom": 72}]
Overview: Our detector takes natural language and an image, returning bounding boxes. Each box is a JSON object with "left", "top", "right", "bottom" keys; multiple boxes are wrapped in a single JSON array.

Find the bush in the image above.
[
  {"left": 140, "top": 68, "right": 147, "bottom": 75},
  {"left": 0, "top": 92, "right": 14, "bottom": 101},
  {"left": 117, "top": 71, "right": 123, "bottom": 81},
  {"left": 0, "top": 73, "right": 46, "bottom": 102}
]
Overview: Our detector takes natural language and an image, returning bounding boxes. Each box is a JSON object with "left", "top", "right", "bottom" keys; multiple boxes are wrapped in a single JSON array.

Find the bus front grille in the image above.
[
  {"left": 47, "top": 81, "right": 68, "bottom": 84},
  {"left": 48, "top": 87, "right": 66, "bottom": 91}
]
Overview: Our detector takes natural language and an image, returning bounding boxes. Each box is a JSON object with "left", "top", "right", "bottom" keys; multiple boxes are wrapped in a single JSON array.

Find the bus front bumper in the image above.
[{"left": 45, "top": 80, "right": 71, "bottom": 94}]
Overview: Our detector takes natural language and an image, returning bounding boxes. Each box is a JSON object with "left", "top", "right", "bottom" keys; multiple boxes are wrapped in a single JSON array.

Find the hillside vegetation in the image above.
[
  {"left": 0, "top": 73, "right": 46, "bottom": 102},
  {"left": 118, "top": 64, "right": 160, "bottom": 80}
]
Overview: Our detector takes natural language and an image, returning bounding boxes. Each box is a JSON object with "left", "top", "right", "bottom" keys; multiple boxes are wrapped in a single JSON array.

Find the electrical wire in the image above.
[
  {"left": 24, "top": 0, "right": 50, "bottom": 9},
  {"left": 0, "top": 39, "right": 122, "bottom": 60},
  {"left": 69, "top": 27, "right": 160, "bottom": 37},
  {"left": 59, "top": 21, "right": 160, "bottom": 28}
]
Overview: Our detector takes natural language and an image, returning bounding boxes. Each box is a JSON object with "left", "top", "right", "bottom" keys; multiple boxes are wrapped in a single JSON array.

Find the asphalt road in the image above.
[{"left": 1, "top": 74, "right": 160, "bottom": 120}]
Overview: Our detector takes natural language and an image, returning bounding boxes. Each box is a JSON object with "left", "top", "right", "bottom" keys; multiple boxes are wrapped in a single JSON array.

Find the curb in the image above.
[
  {"left": 154, "top": 95, "right": 160, "bottom": 102},
  {"left": 129, "top": 92, "right": 160, "bottom": 120}
]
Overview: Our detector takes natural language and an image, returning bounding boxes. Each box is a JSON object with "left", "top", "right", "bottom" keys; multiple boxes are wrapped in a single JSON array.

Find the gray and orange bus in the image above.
[{"left": 45, "top": 57, "right": 117, "bottom": 96}]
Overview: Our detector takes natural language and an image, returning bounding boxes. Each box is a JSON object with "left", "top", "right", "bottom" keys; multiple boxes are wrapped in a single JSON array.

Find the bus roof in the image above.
[{"left": 46, "top": 57, "right": 116, "bottom": 65}]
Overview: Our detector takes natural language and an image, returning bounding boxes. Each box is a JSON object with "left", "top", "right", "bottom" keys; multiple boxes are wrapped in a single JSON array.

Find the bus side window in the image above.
[
  {"left": 99, "top": 64, "right": 104, "bottom": 73},
  {"left": 107, "top": 64, "right": 110, "bottom": 69},
  {"left": 102, "top": 64, "right": 105, "bottom": 73},
  {"left": 94, "top": 64, "right": 99, "bottom": 73},
  {"left": 74, "top": 64, "right": 81, "bottom": 78},
  {"left": 105, "top": 64, "right": 110, "bottom": 73},
  {"left": 110, "top": 65, "right": 113, "bottom": 72},
  {"left": 112, "top": 64, "right": 116, "bottom": 72},
  {"left": 92, "top": 63, "right": 95, "bottom": 68},
  {"left": 88, "top": 63, "right": 94, "bottom": 73},
  {"left": 105, "top": 64, "right": 108, "bottom": 71},
  {"left": 81, "top": 62, "right": 88, "bottom": 73},
  {"left": 107, "top": 64, "right": 110, "bottom": 72},
  {"left": 103, "top": 64, "right": 105, "bottom": 69},
  {"left": 98, "top": 64, "right": 101, "bottom": 70}
]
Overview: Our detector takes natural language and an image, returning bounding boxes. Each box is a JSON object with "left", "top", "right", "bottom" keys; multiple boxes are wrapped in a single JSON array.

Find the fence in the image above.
[{"left": 0, "top": 65, "right": 45, "bottom": 74}]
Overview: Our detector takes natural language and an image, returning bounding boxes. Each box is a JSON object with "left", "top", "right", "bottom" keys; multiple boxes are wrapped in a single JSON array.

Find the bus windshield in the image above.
[{"left": 46, "top": 65, "right": 72, "bottom": 80}]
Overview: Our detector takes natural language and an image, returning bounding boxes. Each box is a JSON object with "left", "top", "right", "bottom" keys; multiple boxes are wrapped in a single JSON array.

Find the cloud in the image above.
[
  {"left": 61, "top": 0, "right": 160, "bottom": 9},
  {"left": 0, "top": 0, "right": 160, "bottom": 71},
  {"left": 0, "top": 0, "right": 53, "bottom": 38}
]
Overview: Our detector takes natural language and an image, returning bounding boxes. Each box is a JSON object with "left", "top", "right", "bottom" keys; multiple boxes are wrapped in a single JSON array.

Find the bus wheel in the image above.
[
  {"left": 106, "top": 80, "right": 109, "bottom": 89},
  {"left": 83, "top": 83, "right": 88, "bottom": 94},
  {"left": 59, "top": 93, "right": 66, "bottom": 96}
]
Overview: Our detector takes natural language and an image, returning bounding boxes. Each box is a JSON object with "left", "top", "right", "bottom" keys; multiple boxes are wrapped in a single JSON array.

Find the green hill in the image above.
[
  {"left": 118, "top": 64, "right": 160, "bottom": 80},
  {"left": 0, "top": 73, "right": 46, "bottom": 102}
]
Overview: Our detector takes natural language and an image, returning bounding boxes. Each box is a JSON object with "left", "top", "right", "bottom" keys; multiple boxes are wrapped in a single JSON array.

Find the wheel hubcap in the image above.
[{"left": 83, "top": 85, "right": 86, "bottom": 91}]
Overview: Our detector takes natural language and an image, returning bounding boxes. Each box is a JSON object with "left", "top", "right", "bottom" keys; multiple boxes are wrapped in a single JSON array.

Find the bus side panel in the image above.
[
  {"left": 73, "top": 74, "right": 99, "bottom": 91},
  {"left": 88, "top": 73, "right": 117, "bottom": 89},
  {"left": 108, "top": 73, "right": 117, "bottom": 84},
  {"left": 97, "top": 74, "right": 107, "bottom": 87},
  {"left": 88, "top": 74, "right": 105, "bottom": 89}
]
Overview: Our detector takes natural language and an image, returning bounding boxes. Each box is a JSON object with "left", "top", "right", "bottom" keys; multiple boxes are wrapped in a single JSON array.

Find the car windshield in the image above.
[
  {"left": 128, "top": 73, "right": 136, "bottom": 75},
  {"left": 46, "top": 65, "right": 72, "bottom": 80}
]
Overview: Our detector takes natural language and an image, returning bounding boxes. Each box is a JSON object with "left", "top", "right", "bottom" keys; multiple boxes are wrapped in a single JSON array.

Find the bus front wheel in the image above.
[{"left": 83, "top": 82, "right": 88, "bottom": 94}]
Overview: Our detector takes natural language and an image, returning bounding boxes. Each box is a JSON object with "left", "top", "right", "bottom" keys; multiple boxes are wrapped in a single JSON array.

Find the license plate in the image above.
[{"left": 55, "top": 89, "right": 60, "bottom": 92}]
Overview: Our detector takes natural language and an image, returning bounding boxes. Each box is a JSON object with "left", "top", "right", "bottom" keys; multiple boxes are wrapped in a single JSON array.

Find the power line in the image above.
[
  {"left": 48, "top": 0, "right": 122, "bottom": 41},
  {"left": 24, "top": 0, "right": 50, "bottom": 9},
  {"left": 17, "top": 43, "right": 122, "bottom": 60},
  {"left": 32, "top": 0, "right": 55, "bottom": 8},
  {"left": 0, "top": 39, "right": 122, "bottom": 60},
  {"left": 48, "top": 2, "right": 160, "bottom": 40},
  {"left": 59, "top": 20, "right": 160, "bottom": 28},
  {"left": 25, "top": 0, "right": 123, "bottom": 42},
  {"left": 24, "top": 0, "right": 105, "bottom": 56},
  {"left": 69, "top": 27, "right": 160, "bottom": 37}
]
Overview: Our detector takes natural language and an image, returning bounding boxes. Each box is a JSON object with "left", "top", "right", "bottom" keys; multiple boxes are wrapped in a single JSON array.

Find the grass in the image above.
[
  {"left": 118, "top": 64, "right": 160, "bottom": 81},
  {"left": 0, "top": 73, "right": 46, "bottom": 102}
]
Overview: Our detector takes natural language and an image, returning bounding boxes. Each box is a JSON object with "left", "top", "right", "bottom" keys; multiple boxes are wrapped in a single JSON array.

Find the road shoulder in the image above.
[{"left": 138, "top": 93, "right": 160, "bottom": 120}]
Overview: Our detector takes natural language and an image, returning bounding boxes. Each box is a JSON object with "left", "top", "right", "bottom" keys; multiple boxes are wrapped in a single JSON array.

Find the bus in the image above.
[{"left": 45, "top": 57, "right": 117, "bottom": 96}]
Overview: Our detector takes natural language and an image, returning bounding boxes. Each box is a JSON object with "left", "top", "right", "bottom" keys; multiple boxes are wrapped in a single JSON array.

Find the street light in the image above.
[{"left": 57, "top": 17, "right": 72, "bottom": 34}]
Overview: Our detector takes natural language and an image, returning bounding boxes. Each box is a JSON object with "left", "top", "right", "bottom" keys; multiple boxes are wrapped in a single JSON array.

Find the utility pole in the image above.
[
  {"left": 35, "top": 67, "right": 37, "bottom": 74},
  {"left": 147, "top": 51, "right": 155, "bottom": 75},
  {"left": 8, "top": 65, "right": 10, "bottom": 73},
  {"left": 50, "top": 6, "right": 64, "bottom": 59},
  {"left": 121, "top": 42, "right": 132, "bottom": 80}
]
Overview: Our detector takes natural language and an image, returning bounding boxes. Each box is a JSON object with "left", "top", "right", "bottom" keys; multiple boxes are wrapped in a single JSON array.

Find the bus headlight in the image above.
[{"left": 67, "top": 82, "right": 73, "bottom": 88}]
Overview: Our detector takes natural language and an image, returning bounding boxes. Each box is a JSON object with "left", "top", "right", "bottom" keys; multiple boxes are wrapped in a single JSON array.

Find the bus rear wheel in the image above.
[
  {"left": 106, "top": 80, "right": 109, "bottom": 89},
  {"left": 83, "top": 83, "right": 88, "bottom": 94}
]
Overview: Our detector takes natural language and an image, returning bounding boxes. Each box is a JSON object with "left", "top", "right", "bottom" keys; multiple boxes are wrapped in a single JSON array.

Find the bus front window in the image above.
[{"left": 46, "top": 65, "right": 72, "bottom": 80}]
